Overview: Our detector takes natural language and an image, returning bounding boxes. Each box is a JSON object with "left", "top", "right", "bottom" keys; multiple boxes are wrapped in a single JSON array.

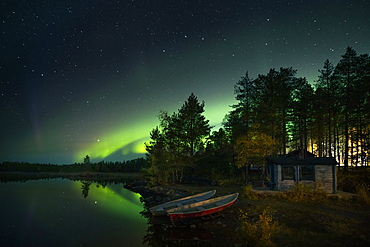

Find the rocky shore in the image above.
[
  {"left": 124, "top": 180, "right": 244, "bottom": 247},
  {"left": 124, "top": 180, "right": 191, "bottom": 207}
]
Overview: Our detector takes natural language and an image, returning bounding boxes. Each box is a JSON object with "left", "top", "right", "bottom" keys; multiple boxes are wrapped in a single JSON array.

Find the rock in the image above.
[
  {"left": 216, "top": 221, "right": 222, "bottom": 226},
  {"left": 222, "top": 224, "right": 227, "bottom": 228},
  {"left": 155, "top": 196, "right": 162, "bottom": 202},
  {"left": 145, "top": 196, "right": 153, "bottom": 201},
  {"left": 189, "top": 224, "right": 197, "bottom": 230},
  {"left": 193, "top": 237, "right": 199, "bottom": 241}
]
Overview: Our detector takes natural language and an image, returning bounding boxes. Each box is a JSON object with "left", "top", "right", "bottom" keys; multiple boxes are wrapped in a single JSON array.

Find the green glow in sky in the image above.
[
  {"left": 75, "top": 94, "right": 236, "bottom": 162},
  {"left": 75, "top": 122, "right": 154, "bottom": 161},
  {"left": 74, "top": 51, "right": 238, "bottom": 162}
]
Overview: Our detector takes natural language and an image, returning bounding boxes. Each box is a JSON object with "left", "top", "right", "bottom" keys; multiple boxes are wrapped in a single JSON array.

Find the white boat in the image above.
[
  {"left": 167, "top": 193, "right": 238, "bottom": 221},
  {"left": 149, "top": 190, "right": 216, "bottom": 216}
]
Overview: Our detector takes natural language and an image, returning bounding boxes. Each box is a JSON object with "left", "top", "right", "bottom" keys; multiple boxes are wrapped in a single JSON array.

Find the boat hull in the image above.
[
  {"left": 149, "top": 190, "right": 216, "bottom": 216},
  {"left": 168, "top": 193, "right": 238, "bottom": 221}
]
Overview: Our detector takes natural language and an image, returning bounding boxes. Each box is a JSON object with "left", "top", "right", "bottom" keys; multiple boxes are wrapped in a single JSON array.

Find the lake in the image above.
[{"left": 0, "top": 177, "right": 149, "bottom": 247}]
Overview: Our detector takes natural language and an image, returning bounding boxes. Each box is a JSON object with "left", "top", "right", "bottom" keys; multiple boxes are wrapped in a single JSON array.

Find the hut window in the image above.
[
  {"left": 282, "top": 166, "right": 295, "bottom": 180},
  {"left": 300, "top": 165, "right": 315, "bottom": 181}
]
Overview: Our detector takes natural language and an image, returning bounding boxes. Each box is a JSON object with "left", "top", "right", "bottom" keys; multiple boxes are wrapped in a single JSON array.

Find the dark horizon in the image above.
[{"left": 0, "top": 152, "right": 146, "bottom": 166}]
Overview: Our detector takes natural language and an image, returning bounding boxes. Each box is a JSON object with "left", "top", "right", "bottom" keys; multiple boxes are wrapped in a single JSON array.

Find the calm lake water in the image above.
[{"left": 0, "top": 178, "right": 148, "bottom": 247}]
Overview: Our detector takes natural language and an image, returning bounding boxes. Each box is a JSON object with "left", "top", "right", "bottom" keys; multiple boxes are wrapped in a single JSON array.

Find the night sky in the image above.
[{"left": 1, "top": 0, "right": 369, "bottom": 164}]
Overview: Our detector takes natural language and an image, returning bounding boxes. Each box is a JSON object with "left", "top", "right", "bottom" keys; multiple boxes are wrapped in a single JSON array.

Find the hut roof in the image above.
[
  {"left": 266, "top": 157, "right": 337, "bottom": 166},
  {"left": 286, "top": 149, "right": 316, "bottom": 158}
]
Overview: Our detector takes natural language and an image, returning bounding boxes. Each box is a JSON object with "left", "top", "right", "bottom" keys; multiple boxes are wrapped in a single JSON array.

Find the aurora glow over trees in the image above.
[{"left": 145, "top": 47, "right": 370, "bottom": 182}]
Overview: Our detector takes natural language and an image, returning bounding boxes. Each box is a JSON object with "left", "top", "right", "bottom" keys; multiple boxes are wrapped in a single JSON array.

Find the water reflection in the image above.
[
  {"left": 0, "top": 172, "right": 138, "bottom": 184},
  {"left": 140, "top": 208, "right": 214, "bottom": 247},
  {"left": 142, "top": 224, "right": 213, "bottom": 246},
  {"left": 81, "top": 181, "right": 92, "bottom": 198},
  {"left": 1, "top": 174, "right": 219, "bottom": 247},
  {"left": 0, "top": 176, "right": 147, "bottom": 247}
]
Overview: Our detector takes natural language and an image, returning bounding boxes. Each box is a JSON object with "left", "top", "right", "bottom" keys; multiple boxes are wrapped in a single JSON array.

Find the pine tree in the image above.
[
  {"left": 290, "top": 77, "right": 314, "bottom": 155},
  {"left": 334, "top": 47, "right": 358, "bottom": 171},
  {"left": 179, "top": 93, "right": 212, "bottom": 168},
  {"left": 145, "top": 93, "right": 212, "bottom": 183},
  {"left": 317, "top": 59, "right": 335, "bottom": 157}
]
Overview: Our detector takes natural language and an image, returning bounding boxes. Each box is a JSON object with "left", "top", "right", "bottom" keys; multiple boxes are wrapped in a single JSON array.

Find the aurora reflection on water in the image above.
[{"left": 0, "top": 179, "right": 148, "bottom": 247}]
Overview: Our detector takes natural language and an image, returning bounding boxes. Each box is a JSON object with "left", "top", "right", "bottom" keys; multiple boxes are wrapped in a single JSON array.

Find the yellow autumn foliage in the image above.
[
  {"left": 235, "top": 124, "right": 277, "bottom": 169},
  {"left": 239, "top": 206, "right": 278, "bottom": 247}
]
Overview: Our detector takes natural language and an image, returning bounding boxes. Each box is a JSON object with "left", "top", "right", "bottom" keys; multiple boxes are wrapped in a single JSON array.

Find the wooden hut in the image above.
[
  {"left": 266, "top": 157, "right": 337, "bottom": 193},
  {"left": 286, "top": 148, "right": 315, "bottom": 158}
]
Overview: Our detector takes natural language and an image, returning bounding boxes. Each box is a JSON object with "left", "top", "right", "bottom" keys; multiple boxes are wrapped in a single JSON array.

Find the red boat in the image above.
[{"left": 167, "top": 193, "right": 238, "bottom": 221}]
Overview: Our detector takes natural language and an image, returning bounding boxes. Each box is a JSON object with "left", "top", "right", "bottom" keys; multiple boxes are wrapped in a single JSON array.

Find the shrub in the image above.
[
  {"left": 241, "top": 185, "right": 259, "bottom": 200},
  {"left": 280, "top": 183, "right": 327, "bottom": 203},
  {"left": 239, "top": 206, "right": 278, "bottom": 247},
  {"left": 337, "top": 169, "right": 370, "bottom": 193},
  {"left": 356, "top": 183, "right": 370, "bottom": 205}
]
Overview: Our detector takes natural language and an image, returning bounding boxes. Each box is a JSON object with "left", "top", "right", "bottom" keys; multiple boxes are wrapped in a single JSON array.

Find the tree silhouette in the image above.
[
  {"left": 145, "top": 93, "right": 212, "bottom": 183},
  {"left": 334, "top": 47, "right": 358, "bottom": 171},
  {"left": 316, "top": 59, "right": 335, "bottom": 158},
  {"left": 179, "top": 93, "right": 212, "bottom": 168},
  {"left": 81, "top": 181, "right": 92, "bottom": 198},
  {"left": 83, "top": 155, "right": 91, "bottom": 172}
]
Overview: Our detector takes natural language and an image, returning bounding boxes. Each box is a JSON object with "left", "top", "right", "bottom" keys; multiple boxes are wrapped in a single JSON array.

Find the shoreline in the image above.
[
  {"left": 0, "top": 171, "right": 142, "bottom": 176},
  {"left": 126, "top": 180, "right": 369, "bottom": 247},
  {"left": 2, "top": 173, "right": 369, "bottom": 246},
  {"left": 125, "top": 180, "right": 244, "bottom": 246},
  {"left": 0, "top": 171, "right": 142, "bottom": 183}
]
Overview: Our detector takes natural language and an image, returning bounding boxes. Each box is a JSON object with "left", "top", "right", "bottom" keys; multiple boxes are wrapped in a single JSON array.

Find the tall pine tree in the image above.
[{"left": 179, "top": 93, "right": 212, "bottom": 169}]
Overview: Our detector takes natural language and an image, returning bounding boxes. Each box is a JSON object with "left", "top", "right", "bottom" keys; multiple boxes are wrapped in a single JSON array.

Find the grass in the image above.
[{"left": 269, "top": 200, "right": 370, "bottom": 247}]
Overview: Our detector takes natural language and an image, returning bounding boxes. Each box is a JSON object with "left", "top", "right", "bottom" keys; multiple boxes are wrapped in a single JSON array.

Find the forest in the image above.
[
  {"left": 145, "top": 47, "right": 370, "bottom": 186},
  {"left": 0, "top": 157, "right": 147, "bottom": 173}
]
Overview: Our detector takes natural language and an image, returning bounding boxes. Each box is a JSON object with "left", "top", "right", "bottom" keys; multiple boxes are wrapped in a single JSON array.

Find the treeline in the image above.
[
  {"left": 0, "top": 158, "right": 148, "bottom": 173},
  {"left": 227, "top": 47, "right": 370, "bottom": 171},
  {"left": 145, "top": 47, "right": 370, "bottom": 184}
]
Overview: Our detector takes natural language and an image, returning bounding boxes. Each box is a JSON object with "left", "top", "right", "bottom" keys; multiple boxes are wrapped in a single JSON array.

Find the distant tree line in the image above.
[
  {"left": 0, "top": 158, "right": 147, "bottom": 173},
  {"left": 145, "top": 47, "right": 370, "bottom": 184}
]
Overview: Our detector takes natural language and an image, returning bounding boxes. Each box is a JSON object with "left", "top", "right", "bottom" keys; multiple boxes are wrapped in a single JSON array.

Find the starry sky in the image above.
[{"left": 1, "top": 0, "right": 369, "bottom": 164}]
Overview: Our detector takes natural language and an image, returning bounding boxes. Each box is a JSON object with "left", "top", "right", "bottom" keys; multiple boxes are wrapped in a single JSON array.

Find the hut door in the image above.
[{"left": 270, "top": 164, "right": 276, "bottom": 190}]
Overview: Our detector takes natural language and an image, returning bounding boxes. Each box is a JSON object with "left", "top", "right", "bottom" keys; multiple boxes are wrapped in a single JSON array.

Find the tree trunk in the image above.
[{"left": 244, "top": 163, "right": 249, "bottom": 185}]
